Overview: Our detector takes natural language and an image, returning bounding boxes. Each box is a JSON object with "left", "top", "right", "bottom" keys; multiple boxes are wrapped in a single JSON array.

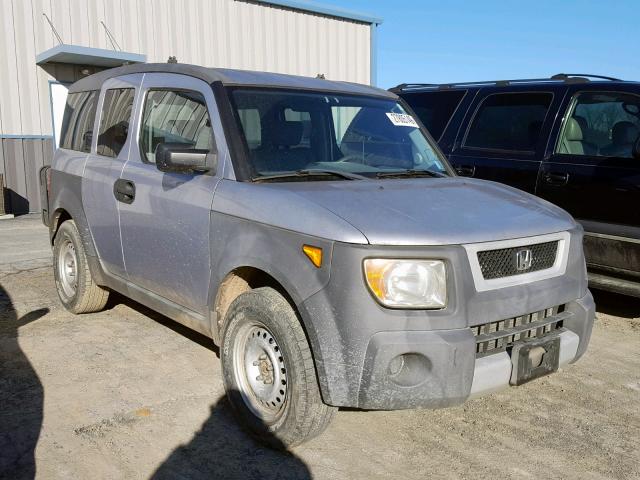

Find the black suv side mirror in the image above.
[
  {"left": 155, "top": 143, "right": 216, "bottom": 174},
  {"left": 634, "top": 137, "right": 640, "bottom": 160}
]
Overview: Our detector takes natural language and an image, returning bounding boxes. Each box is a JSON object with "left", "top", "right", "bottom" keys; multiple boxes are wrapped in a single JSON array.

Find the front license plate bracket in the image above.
[{"left": 509, "top": 333, "right": 561, "bottom": 386}]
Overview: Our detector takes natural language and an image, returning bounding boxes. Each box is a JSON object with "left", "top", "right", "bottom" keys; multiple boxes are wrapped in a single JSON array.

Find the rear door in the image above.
[
  {"left": 83, "top": 75, "right": 141, "bottom": 278},
  {"left": 117, "top": 73, "right": 224, "bottom": 315},
  {"left": 447, "top": 87, "right": 561, "bottom": 193},
  {"left": 537, "top": 86, "right": 640, "bottom": 275}
]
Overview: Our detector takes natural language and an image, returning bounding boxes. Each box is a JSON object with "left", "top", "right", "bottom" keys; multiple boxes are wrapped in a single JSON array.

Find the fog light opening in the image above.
[{"left": 387, "top": 353, "right": 432, "bottom": 387}]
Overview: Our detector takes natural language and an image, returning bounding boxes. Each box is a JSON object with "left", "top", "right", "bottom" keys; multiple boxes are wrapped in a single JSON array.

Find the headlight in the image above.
[{"left": 363, "top": 259, "right": 447, "bottom": 308}]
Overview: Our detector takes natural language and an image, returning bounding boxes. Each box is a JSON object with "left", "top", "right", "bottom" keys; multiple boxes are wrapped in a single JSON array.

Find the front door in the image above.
[
  {"left": 117, "top": 73, "right": 223, "bottom": 315},
  {"left": 537, "top": 88, "right": 640, "bottom": 275}
]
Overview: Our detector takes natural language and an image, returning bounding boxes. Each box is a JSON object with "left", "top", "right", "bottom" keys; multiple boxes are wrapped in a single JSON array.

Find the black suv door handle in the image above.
[
  {"left": 114, "top": 179, "right": 136, "bottom": 204},
  {"left": 543, "top": 172, "right": 569, "bottom": 186},
  {"left": 455, "top": 165, "right": 476, "bottom": 177}
]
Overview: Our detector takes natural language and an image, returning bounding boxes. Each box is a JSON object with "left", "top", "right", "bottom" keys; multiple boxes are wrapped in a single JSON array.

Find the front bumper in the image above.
[
  {"left": 297, "top": 233, "right": 593, "bottom": 410},
  {"left": 357, "top": 291, "right": 594, "bottom": 409}
]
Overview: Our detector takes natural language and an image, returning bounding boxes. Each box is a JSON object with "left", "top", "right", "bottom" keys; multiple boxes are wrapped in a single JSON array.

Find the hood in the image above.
[{"left": 274, "top": 177, "right": 577, "bottom": 245}]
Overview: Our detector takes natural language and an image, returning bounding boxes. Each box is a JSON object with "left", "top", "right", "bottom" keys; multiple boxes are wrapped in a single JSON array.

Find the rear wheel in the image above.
[
  {"left": 53, "top": 220, "right": 109, "bottom": 314},
  {"left": 221, "top": 287, "right": 336, "bottom": 448}
]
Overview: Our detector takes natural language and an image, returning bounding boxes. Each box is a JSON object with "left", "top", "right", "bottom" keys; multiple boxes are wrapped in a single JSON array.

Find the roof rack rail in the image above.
[
  {"left": 550, "top": 73, "right": 621, "bottom": 81},
  {"left": 391, "top": 73, "right": 623, "bottom": 92}
]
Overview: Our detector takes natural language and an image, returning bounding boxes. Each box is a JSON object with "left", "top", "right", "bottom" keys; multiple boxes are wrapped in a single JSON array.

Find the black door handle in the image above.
[
  {"left": 543, "top": 172, "right": 569, "bottom": 186},
  {"left": 455, "top": 165, "right": 476, "bottom": 177},
  {"left": 114, "top": 179, "right": 136, "bottom": 204}
]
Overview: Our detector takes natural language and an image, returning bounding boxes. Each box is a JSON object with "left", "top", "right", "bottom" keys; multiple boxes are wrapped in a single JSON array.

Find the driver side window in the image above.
[
  {"left": 556, "top": 92, "right": 640, "bottom": 158},
  {"left": 139, "top": 89, "right": 212, "bottom": 163}
]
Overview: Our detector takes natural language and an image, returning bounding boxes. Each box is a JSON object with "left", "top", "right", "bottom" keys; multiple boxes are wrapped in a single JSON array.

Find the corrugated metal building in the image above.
[{"left": 0, "top": 0, "right": 381, "bottom": 215}]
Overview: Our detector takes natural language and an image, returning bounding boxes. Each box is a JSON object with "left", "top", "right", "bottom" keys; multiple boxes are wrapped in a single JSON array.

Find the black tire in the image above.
[
  {"left": 53, "top": 220, "right": 109, "bottom": 314},
  {"left": 221, "top": 287, "right": 336, "bottom": 448}
]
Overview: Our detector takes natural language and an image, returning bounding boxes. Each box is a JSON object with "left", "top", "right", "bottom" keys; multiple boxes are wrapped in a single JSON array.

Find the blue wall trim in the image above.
[{"left": 255, "top": 0, "right": 383, "bottom": 25}]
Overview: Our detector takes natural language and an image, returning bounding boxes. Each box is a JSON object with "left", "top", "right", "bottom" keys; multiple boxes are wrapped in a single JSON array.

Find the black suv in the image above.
[{"left": 394, "top": 74, "right": 640, "bottom": 297}]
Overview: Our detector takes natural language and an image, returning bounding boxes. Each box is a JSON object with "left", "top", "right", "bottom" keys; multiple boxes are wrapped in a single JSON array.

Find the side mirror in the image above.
[
  {"left": 634, "top": 137, "right": 640, "bottom": 160},
  {"left": 155, "top": 143, "right": 216, "bottom": 174}
]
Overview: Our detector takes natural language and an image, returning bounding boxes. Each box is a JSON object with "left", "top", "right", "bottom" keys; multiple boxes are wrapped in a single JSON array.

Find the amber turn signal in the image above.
[{"left": 302, "top": 245, "right": 323, "bottom": 268}]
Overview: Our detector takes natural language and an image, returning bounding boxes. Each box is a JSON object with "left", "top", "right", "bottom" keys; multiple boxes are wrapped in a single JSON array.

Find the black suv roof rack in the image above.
[{"left": 391, "top": 73, "right": 623, "bottom": 92}]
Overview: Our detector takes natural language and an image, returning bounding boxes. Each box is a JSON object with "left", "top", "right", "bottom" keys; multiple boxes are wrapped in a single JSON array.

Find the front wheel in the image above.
[{"left": 221, "top": 287, "right": 336, "bottom": 448}]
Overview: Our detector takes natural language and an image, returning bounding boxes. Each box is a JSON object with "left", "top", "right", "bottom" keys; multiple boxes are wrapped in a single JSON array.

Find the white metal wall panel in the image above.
[
  {"left": 0, "top": 0, "right": 20, "bottom": 135},
  {"left": 69, "top": 0, "right": 90, "bottom": 46},
  {"left": 86, "top": 0, "right": 108, "bottom": 49},
  {"left": 13, "top": 0, "right": 41, "bottom": 136},
  {"left": 0, "top": 0, "right": 371, "bottom": 136},
  {"left": 33, "top": 0, "right": 55, "bottom": 134},
  {"left": 51, "top": 0, "right": 73, "bottom": 45}
]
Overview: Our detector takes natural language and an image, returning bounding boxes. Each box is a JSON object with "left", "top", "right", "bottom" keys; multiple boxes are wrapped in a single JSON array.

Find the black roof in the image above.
[
  {"left": 391, "top": 73, "right": 638, "bottom": 93},
  {"left": 68, "top": 62, "right": 396, "bottom": 98}
]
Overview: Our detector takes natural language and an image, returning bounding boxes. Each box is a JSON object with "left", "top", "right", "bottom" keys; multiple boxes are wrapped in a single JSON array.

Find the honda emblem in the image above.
[{"left": 515, "top": 248, "right": 533, "bottom": 271}]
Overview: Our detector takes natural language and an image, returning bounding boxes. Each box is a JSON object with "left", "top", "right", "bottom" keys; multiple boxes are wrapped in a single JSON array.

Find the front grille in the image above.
[
  {"left": 472, "top": 305, "right": 567, "bottom": 357},
  {"left": 477, "top": 241, "right": 558, "bottom": 280}
]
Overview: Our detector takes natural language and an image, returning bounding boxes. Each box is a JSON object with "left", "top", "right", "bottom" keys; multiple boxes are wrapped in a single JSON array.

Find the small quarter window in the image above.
[
  {"left": 464, "top": 92, "right": 552, "bottom": 152},
  {"left": 59, "top": 91, "right": 98, "bottom": 152},
  {"left": 97, "top": 88, "right": 135, "bottom": 158},
  {"left": 139, "top": 89, "right": 212, "bottom": 163}
]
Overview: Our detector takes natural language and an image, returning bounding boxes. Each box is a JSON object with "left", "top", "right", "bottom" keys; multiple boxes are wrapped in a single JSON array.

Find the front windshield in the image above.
[{"left": 229, "top": 88, "right": 450, "bottom": 180}]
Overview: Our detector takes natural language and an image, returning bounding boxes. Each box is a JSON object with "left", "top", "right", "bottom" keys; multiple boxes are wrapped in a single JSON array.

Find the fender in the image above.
[
  {"left": 49, "top": 168, "right": 107, "bottom": 285},
  {"left": 207, "top": 211, "right": 334, "bottom": 375}
]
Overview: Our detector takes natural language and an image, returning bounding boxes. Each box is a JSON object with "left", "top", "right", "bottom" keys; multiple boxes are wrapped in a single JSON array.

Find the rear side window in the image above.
[
  {"left": 59, "top": 91, "right": 98, "bottom": 152},
  {"left": 139, "top": 89, "right": 213, "bottom": 163},
  {"left": 401, "top": 90, "right": 466, "bottom": 140},
  {"left": 97, "top": 88, "right": 135, "bottom": 157},
  {"left": 464, "top": 92, "right": 553, "bottom": 152}
]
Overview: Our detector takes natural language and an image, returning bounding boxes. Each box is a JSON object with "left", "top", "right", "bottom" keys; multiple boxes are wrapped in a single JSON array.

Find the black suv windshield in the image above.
[{"left": 228, "top": 88, "right": 450, "bottom": 180}]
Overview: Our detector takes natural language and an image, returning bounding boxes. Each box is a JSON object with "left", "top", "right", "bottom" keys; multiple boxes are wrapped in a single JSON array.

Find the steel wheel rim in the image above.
[
  {"left": 57, "top": 238, "right": 78, "bottom": 298},
  {"left": 233, "top": 322, "right": 288, "bottom": 423}
]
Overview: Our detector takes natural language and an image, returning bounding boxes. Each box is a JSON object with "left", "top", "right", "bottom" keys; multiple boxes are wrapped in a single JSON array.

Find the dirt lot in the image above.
[{"left": 1, "top": 217, "right": 639, "bottom": 479}]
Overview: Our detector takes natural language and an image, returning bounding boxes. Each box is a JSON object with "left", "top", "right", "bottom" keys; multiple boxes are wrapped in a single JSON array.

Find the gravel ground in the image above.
[{"left": 0, "top": 218, "right": 639, "bottom": 479}]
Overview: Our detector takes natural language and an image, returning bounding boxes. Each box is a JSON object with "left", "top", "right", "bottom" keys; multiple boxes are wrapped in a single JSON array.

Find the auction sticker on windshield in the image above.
[{"left": 386, "top": 112, "right": 419, "bottom": 128}]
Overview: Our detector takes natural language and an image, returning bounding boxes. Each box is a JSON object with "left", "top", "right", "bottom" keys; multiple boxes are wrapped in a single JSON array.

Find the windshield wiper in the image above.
[
  {"left": 376, "top": 169, "right": 446, "bottom": 179},
  {"left": 253, "top": 169, "right": 367, "bottom": 182}
]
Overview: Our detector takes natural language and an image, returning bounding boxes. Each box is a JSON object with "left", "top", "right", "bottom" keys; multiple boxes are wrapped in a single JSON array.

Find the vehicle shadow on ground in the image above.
[
  {"left": 150, "top": 394, "right": 311, "bottom": 479},
  {"left": 0, "top": 284, "right": 49, "bottom": 480},
  {"left": 105, "top": 292, "right": 219, "bottom": 355},
  {"left": 105, "top": 294, "right": 310, "bottom": 478},
  {"left": 592, "top": 288, "right": 640, "bottom": 319}
]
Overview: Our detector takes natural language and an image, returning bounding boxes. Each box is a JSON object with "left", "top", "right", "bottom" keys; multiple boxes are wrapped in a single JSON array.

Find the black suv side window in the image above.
[
  {"left": 556, "top": 91, "right": 640, "bottom": 158},
  {"left": 464, "top": 92, "right": 553, "bottom": 153},
  {"left": 401, "top": 90, "right": 466, "bottom": 140},
  {"left": 139, "top": 89, "right": 213, "bottom": 163},
  {"left": 59, "top": 91, "right": 98, "bottom": 152},
  {"left": 97, "top": 88, "right": 135, "bottom": 158}
]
